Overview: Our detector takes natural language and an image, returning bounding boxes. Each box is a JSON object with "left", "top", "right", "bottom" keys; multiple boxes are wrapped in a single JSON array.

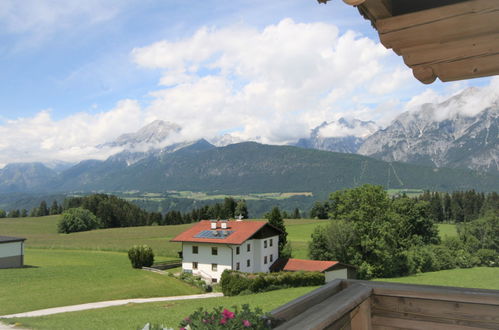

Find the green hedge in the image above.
[{"left": 220, "top": 270, "right": 324, "bottom": 296}]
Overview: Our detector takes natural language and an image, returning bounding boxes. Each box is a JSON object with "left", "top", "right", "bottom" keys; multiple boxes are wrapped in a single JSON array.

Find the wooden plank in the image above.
[
  {"left": 351, "top": 297, "right": 372, "bottom": 330},
  {"left": 274, "top": 284, "right": 373, "bottom": 330},
  {"left": 343, "top": 280, "right": 499, "bottom": 306},
  {"left": 372, "top": 315, "right": 487, "bottom": 330},
  {"left": 376, "top": 0, "right": 498, "bottom": 34},
  {"left": 270, "top": 279, "right": 343, "bottom": 322},
  {"left": 358, "top": 0, "right": 392, "bottom": 23},
  {"left": 379, "top": 8, "right": 499, "bottom": 51},
  {"left": 373, "top": 310, "right": 499, "bottom": 329},
  {"left": 429, "top": 52, "right": 499, "bottom": 82},
  {"left": 372, "top": 295, "right": 499, "bottom": 325},
  {"left": 402, "top": 33, "right": 499, "bottom": 66}
]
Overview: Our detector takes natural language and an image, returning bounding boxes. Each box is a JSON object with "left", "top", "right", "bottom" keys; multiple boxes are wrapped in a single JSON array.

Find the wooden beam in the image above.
[
  {"left": 372, "top": 295, "right": 499, "bottom": 326},
  {"left": 273, "top": 284, "right": 373, "bottom": 330},
  {"left": 344, "top": 280, "right": 499, "bottom": 306},
  {"left": 376, "top": 0, "right": 498, "bottom": 34},
  {"left": 380, "top": 7, "right": 499, "bottom": 51},
  {"left": 270, "top": 279, "right": 343, "bottom": 322},
  {"left": 350, "top": 297, "right": 372, "bottom": 330},
  {"left": 343, "top": 0, "right": 366, "bottom": 5},
  {"left": 413, "top": 66, "right": 437, "bottom": 84},
  {"left": 428, "top": 52, "right": 499, "bottom": 82},
  {"left": 402, "top": 33, "right": 499, "bottom": 66},
  {"left": 358, "top": 0, "right": 392, "bottom": 24},
  {"left": 372, "top": 315, "right": 488, "bottom": 330}
]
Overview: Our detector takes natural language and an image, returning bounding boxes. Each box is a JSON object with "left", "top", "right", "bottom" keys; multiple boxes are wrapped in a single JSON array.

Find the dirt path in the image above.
[{"left": 0, "top": 292, "right": 223, "bottom": 319}]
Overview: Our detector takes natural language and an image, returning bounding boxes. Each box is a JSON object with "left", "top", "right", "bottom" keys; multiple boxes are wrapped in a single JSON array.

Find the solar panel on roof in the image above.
[{"left": 194, "top": 230, "right": 234, "bottom": 239}]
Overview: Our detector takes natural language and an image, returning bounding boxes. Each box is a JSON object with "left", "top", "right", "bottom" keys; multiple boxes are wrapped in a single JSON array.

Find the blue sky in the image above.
[{"left": 0, "top": 0, "right": 493, "bottom": 165}]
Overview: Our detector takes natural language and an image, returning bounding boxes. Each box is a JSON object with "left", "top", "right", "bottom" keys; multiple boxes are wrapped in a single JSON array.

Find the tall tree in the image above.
[
  {"left": 38, "top": 200, "right": 49, "bottom": 217},
  {"left": 0, "top": 209, "right": 5, "bottom": 218},
  {"left": 50, "top": 201, "right": 60, "bottom": 215},
  {"left": 265, "top": 206, "right": 288, "bottom": 256},
  {"left": 234, "top": 200, "right": 249, "bottom": 219},
  {"left": 292, "top": 208, "right": 301, "bottom": 219}
]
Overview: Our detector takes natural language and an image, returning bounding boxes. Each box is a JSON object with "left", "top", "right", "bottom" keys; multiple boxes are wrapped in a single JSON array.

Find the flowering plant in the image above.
[{"left": 179, "top": 304, "right": 272, "bottom": 329}]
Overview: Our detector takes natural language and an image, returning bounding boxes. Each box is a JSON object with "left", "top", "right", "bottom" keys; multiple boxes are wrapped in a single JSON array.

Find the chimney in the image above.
[
  {"left": 221, "top": 220, "right": 228, "bottom": 229},
  {"left": 210, "top": 220, "right": 217, "bottom": 230}
]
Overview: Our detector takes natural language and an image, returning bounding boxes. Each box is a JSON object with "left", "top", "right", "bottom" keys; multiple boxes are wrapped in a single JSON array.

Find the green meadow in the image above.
[
  {"left": 380, "top": 267, "right": 499, "bottom": 290},
  {"left": 0, "top": 249, "right": 200, "bottom": 315},
  {"left": 6, "top": 286, "right": 318, "bottom": 330}
]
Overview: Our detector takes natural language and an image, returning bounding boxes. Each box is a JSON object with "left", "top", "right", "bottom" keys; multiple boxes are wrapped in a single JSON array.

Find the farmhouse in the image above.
[
  {"left": 0, "top": 235, "right": 26, "bottom": 269},
  {"left": 171, "top": 219, "right": 281, "bottom": 282}
]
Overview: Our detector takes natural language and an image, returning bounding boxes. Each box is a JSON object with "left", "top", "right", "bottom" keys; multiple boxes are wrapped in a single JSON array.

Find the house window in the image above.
[
  {"left": 247, "top": 259, "right": 250, "bottom": 267},
  {"left": 269, "top": 239, "right": 273, "bottom": 247},
  {"left": 236, "top": 246, "right": 240, "bottom": 255},
  {"left": 212, "top": 278, "right": 218, "bottom": 283},
  {"left": 247, "top": 243, "right": 251, "bottom": 252},
  {"left": 192, "top": 246, "right": 198, "bottom": 254},
  {"left": 264, "top": 240, "right": 267, "bottom": 248},
  {"left": 192, "top": 262, "right": 198, "bottom": 270},
  {"left": 236, "top": 262, "right": 240, "bottom": 270},
  {"left": 270, "top": 254, "right": 273, "bottom": 262},
  {"left": 212, "top": 247, "right": 218, "bottom": 255},
  {"left": 264, "top": 256, "right": 267, "bottom": 264},
  {"left": 212, "top": 263, "right": 218, "bottom": 271}
]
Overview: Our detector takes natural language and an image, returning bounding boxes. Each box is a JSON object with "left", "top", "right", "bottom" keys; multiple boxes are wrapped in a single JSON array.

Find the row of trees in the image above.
[
  {"left": 309, "top": 189, "right": 498, "bottom": 223},
  {"left": 0, "top": 200, "right": 63, "bottom": 218},
  {"left": 416, "top": 190, "right": 498, "bottom": 223},
  {"left": 308, "top": 185, "right": 498, "bottom": 279}
]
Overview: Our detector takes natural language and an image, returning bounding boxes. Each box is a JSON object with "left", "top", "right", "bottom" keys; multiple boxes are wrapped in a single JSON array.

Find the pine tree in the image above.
[
  {"left": 265, "top": 207, "right": 288, "bottom": 255},
  {"left": 292, "top": 208, "right": 301, "bottom": 219},
  {"left": 50, "top": 201, "right": 60, "bottom": 215},
  {"left": 38, "top": 201, "right": 49, "bottom": 217}
]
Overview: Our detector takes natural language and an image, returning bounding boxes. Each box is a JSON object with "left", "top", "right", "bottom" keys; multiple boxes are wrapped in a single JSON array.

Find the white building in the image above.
[
  {"left": 0, "top": 236, "right": 26, "bottom": 269},
  {"left": 171, "top": 220, "right": 282, "bottom": 282}
]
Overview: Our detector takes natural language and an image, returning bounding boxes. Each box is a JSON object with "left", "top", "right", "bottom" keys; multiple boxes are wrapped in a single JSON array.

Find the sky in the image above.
[{"left": 0, "top": 0, "right": 493, "bottom": 167}]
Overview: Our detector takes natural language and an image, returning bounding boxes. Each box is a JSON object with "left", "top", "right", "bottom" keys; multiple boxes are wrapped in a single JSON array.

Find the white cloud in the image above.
[{"left": 3, "top": 18, "right": 490, "bottom": 165}]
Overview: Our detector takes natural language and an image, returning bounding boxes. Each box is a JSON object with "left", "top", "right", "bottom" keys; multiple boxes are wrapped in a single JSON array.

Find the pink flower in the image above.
[
  {"left": 243, "top": 320, "right": 251, "bottom": 327},
  {"left": 183, "top": 317, "right": 190, "bottom": 323},
  {"left": 222, "top": 309, "right": 235, "bottom": 319},
  {"left": 220, "top": 318, "right": 227, "bottom": 325}
]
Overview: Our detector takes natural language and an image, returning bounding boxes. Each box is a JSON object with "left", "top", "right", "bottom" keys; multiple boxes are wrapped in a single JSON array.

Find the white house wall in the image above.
[
  {"left": 182, "top": 242, "right": 232, "bottom": 282},
  {"left": 0, "top": 241, "right": 24, "bottom": 269},
  {"left": 325, "top": 268, "right": 348, "bottom": 282},
  {"left": 180, "top": 234, "right": 280, "bottom": 281},
  {"left": 0, "top": 242, "right": 22, "bottom": 258}
]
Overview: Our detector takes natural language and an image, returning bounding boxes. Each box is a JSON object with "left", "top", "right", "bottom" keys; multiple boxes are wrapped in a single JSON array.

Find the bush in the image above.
[
  {"left": 57, "top": 208, "right": 101, "bottom": 233},
  {"left": 128, "top": 245, "right": 154, "bottom": 269},
  {"left": 221, "top": 270, "right": 324, "bottom": 296},
  {"left": 179, "top": 304, "right": 271, "bottom": 329},
  {"left": 476, "top": 249, "right": 499, "bottom": 267}
]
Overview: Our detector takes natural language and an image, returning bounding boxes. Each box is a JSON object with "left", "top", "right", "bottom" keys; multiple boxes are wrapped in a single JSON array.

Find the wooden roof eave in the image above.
[{"left": 340, "top": 0, "right": 499, "bottom": 84}]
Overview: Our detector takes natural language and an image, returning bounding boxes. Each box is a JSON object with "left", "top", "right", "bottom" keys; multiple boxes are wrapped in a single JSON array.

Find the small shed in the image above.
[
  {"left": 271, "top": 258, "right": 356, "bottom": 281},
  {"left": 0, "top": 236, "right": 26, "bottom": 269}
]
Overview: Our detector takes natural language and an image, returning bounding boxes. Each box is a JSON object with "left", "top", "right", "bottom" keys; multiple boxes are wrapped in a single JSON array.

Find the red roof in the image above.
[
  {"left": 283, "top": 259, "right": 339, "bottom": 272},
  {"left": 171, "top": 220, "right": 278, "bottom": 245}
]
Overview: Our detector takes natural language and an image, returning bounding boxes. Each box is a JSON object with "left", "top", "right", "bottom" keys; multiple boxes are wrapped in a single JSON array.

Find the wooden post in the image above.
[{"left": 350, "top": 297, "right": 372, "bottom": 330}]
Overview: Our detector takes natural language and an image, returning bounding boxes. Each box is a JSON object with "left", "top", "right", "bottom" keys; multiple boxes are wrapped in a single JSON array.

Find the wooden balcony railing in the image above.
[{"left": 270, "top": 279, "right": 499, "bottom": 329}]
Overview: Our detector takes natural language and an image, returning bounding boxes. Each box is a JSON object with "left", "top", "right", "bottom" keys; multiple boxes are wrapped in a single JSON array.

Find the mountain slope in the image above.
[
  {"left": 359, "top": 88, "right": 499, "bottom": 173},
  {"left": 294, "top": 118, "right": 378, "bottom": 153},
  {"left": 55, "top": 142, "right": 499, "bottom": 194},
  {"left": 0, "top": 163, "right": 58, "bottom": 193}
]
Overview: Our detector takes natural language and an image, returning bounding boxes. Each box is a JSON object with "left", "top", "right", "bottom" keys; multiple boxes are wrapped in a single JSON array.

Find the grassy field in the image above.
[
  {"left": 6, "top": 286, "right": 318, "bottom": 330},
  {"left": 438, "top": 223, "right": 458, "bottom": 239},
  {"left": 285, "top": 219, "right": 325, "bottom": 259},
  {"left": 0, "top": 249, "right": 200, "bottom": 315},
  {"left": 0, "top": 216, "right": 324, "bottom": 258},
  {"left": 380, "top": 267, "right": 499, "bottom": 290}
]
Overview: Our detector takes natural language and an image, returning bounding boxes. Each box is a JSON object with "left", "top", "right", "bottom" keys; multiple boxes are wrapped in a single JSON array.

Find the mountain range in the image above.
[{"left": 0, "top": 86, "right": 497, "bottom": 197}]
